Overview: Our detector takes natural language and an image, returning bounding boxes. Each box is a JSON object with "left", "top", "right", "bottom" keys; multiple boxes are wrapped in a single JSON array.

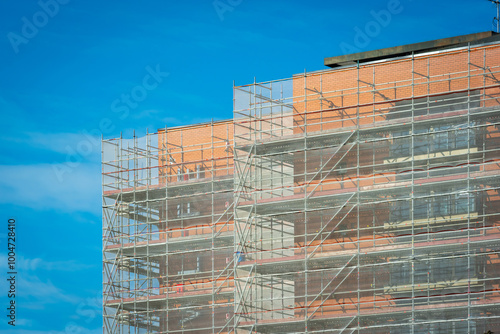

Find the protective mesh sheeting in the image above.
[
  {"left": 233, "top": 42, "right": 500, "bottom": 333},
  {"left": 103, "top": 122, "right": 235, "bottom": 334},
  {"left": 103, "top": 42, "right": 500, "bottom": 333}
]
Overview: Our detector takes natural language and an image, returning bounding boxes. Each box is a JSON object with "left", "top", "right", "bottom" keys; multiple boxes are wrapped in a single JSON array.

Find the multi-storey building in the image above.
[{"left": 103, "top": 31, "right": 500, "bottom": 333}]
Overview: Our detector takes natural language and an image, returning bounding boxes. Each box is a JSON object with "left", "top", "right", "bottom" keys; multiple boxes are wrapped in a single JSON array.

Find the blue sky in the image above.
[{"left": 0, "top": 0, "right": 496, "bottom": 332}]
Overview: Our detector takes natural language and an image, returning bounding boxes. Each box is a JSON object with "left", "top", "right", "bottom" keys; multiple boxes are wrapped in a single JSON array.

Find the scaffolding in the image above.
[
  {"left": 103, "top": 38, "right": 500, "bottom": 334},
  {"left": 102, "top": 121, "right": 235, "bottom": 333},
  {"left": 233, "top": 41, "right": 500, "bottom": 333}
]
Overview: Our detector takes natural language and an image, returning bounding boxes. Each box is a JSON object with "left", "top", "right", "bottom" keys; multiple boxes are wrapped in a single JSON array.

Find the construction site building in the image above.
[{"left": 103, "top": 31, "right": 500, "bottom": 333}]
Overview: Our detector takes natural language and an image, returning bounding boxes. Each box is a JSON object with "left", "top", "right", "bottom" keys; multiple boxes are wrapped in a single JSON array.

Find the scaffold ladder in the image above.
[
  {"left": 306, "top": 253, "right": 357, "bottom": 320},
  {"left": 306, "top": 131, "right": 357, "bottom": 200},
  {"left": 307, "top": 194, "right": 357, "bottom": 260}
]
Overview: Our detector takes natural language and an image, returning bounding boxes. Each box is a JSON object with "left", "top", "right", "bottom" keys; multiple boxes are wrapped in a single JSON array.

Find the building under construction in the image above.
[{"left": 102, "top": 32, "right": 500, "bottom": 333}]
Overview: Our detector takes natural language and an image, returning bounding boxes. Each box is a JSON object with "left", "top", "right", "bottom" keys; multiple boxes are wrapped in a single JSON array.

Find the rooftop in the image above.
[{"left": 324, "top": 31, "right": 500, "bottom": 68}]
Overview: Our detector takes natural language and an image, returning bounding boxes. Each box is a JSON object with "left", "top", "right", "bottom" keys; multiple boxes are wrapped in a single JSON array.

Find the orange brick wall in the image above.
[
  {"left": 288, "top": 43, "right": 500, "bottom": 319},
  {"left": 156, "top": 121, "right": 235, "bottom": 309},
  {"left": 158, "top": 120, "right": 234, "bottom": 183},
  {"left": 292, "top": 44, "right": 500, "bottom": 133}
]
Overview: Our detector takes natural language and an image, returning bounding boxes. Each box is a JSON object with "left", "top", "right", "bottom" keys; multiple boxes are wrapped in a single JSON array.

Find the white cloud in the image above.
[
  {"left": 0, "top": 331, "right": 48, "bottom": 334},
  {"left": 16, "top": 318, "right": 34, "bottom": 326},
  {"left": 0, "top": 273, "right": 81, "bottom": 310},
  {"left": 0, "top": 162, "right": 100, "bottom": 213},
  {"left": 0, "top": 132, "right": 101, "bottom": 159},
  {"left": 0, "top": 254, "right": 95, "bottom": 272},
  {"left": 0, "top": 96, "right": 29, "bottom": 126},
  {"left": 132, "top": 108, "right": 162, "bottom": 120},
  {"left": 0, "top": 326, "right": 101, "bottom": 334},
  {"left": 28, "top": 132, "right": 100, "bottom": 157}
]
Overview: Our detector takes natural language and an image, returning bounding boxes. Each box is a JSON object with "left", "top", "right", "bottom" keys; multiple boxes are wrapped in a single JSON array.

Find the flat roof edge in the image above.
[
  {"left": 324, "top": 31, "right": 500, "bottom": 68},
  {"left": 157, "top": 118, "right": 233, "bottom": 133}
]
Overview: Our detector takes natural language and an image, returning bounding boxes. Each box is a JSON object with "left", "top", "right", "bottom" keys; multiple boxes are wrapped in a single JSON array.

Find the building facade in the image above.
[{"left": 103, "top": 32, "right": 500, "bottom": 333}]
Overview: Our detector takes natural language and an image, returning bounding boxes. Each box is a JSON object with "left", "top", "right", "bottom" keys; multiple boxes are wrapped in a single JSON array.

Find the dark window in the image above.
[
  {"left": 390, "top": 131, "right": 410, "bottom": 157},
  {"left": 390, "top": 201, "right": 410, "bottom": 222},
  {"left": 414, "top": 199, "right": 429, "bottom": 220},
  {"left": 390, "top": 189, "right": 477, "bottom": 222},
  {"left": 388, "top": 90, "right": 481, "bottom": 121}
]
